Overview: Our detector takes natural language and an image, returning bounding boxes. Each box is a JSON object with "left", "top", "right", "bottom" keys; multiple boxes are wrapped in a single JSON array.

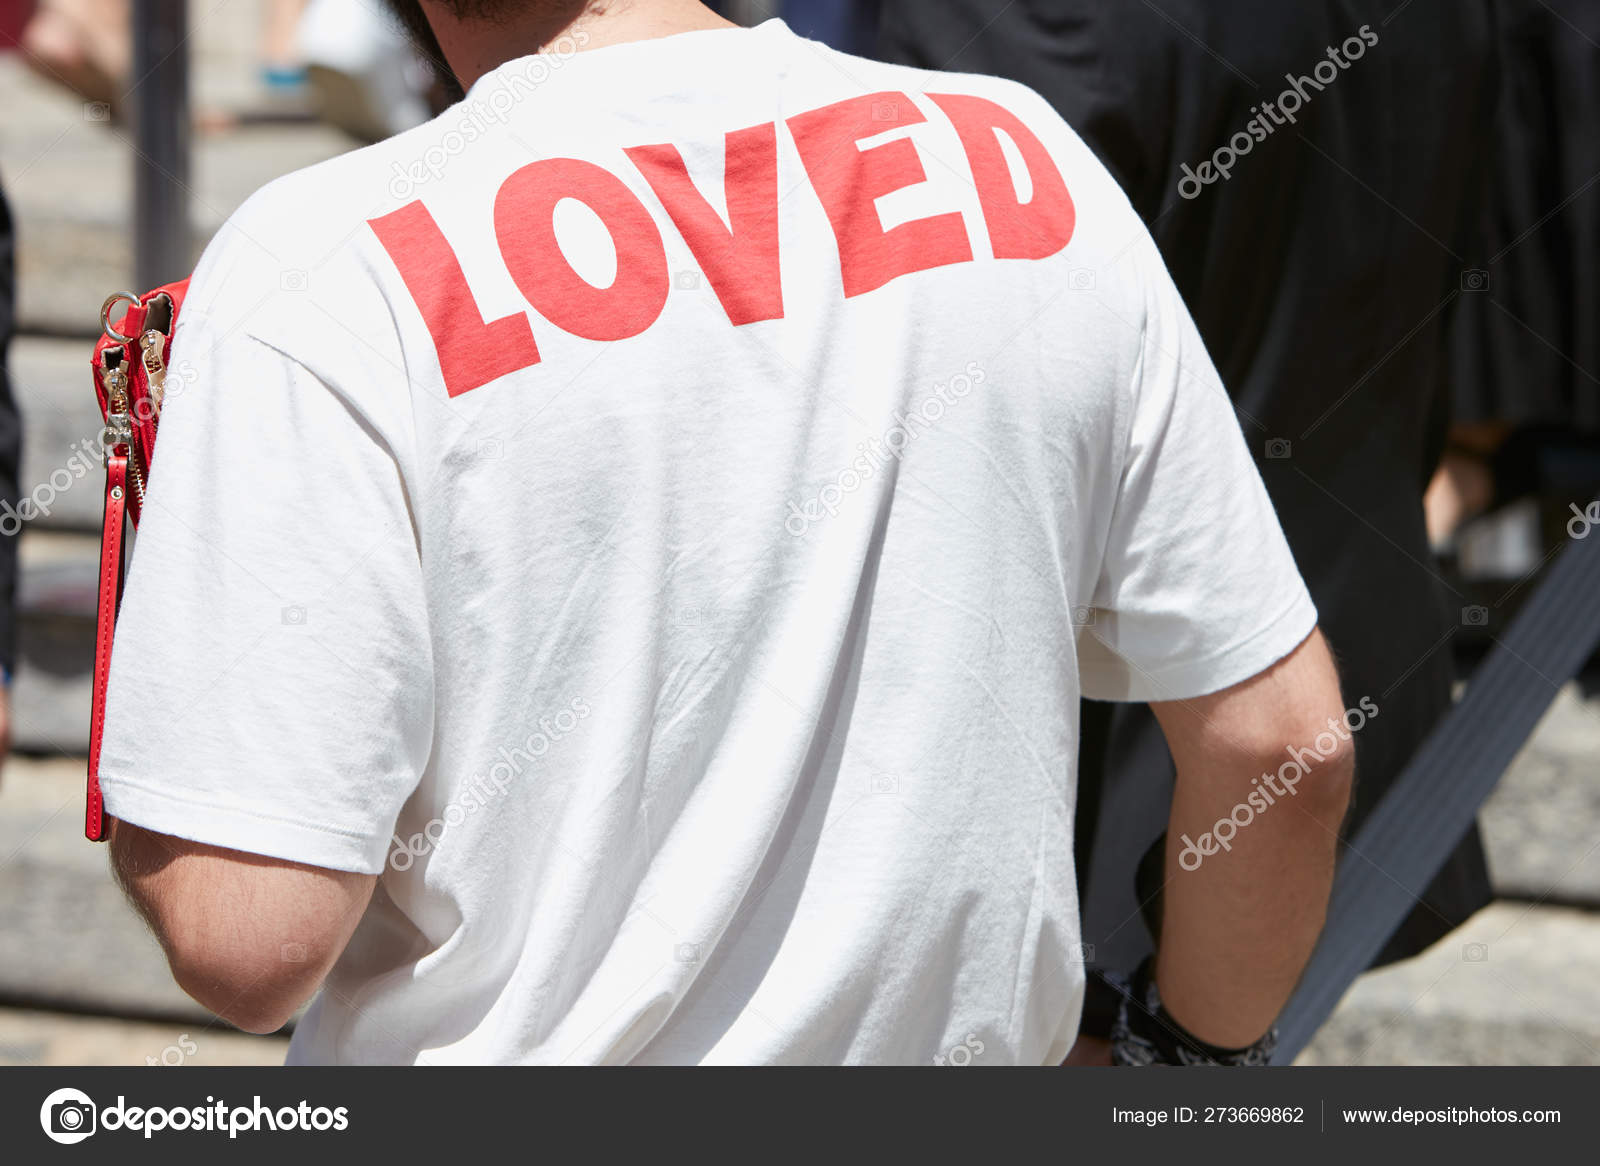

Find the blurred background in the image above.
[{"left": 0, "top": 0, "right": 1596, "bottom": 1066}]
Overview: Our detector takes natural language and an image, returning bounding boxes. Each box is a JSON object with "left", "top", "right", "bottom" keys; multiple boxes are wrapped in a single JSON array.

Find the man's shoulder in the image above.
[
  {"left": 177, "top": 124, "right": 449, "bottom": 358},
  {"left": 810, "top": 44, "right": 1073, "bottom": 128}
]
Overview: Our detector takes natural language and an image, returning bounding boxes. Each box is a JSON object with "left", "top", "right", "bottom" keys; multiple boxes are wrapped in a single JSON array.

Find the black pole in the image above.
[{"left": 130, "top": 0, "right": 190, "bottom": 291}]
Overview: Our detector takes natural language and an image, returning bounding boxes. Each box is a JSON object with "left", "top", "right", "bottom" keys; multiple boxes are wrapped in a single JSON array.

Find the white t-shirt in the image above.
[{"left": 99, "top": 19, "right": 1316, "bottom": 1064}]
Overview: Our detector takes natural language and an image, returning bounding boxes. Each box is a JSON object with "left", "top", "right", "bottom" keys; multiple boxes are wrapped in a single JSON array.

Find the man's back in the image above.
[{"left": 99, "top": 19, "right": 1312, "bottom": 1063}]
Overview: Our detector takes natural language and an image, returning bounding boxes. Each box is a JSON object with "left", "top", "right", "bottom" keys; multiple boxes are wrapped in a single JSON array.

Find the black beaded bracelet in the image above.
[{"left": 1107, "top": 958, "right": 1278, "bottom": 1066}]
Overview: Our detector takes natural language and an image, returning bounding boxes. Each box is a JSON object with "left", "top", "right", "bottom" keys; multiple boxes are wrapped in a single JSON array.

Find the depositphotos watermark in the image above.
[
  {"left": 785, "top": 362, "right": 987, "bottom": 536},
  {"left": 0, "top": 360, "right": 197, "bottom": 536},
  {"left": 0, "top": 436, "right": 108, "bottom": 535},
  {"left": 389, "top": 697, "right": 591, "bottom": 870},
  {"left": 39, "top": 1088, "right": 348, "bottom": 1143},
  {"left": 1177, "top": 696, "right": 1377, "bottom": 871},
  {"left": 1568, "top": 501, "right": 1600, "bottom": 540},
  {"left": 1179, "top": 25, "right": 1379, "bottom": 200},
  {"left": 387, "top": 27, "right": 591, "bottom": 200}
]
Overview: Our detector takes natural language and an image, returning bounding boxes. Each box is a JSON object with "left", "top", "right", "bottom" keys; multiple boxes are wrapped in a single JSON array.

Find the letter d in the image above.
[
  {"left": 1177, "top": 833, "right": 1205, "bottom": 871},
  {"left": 1178, "top": 163, "right": 1205, "bottom": 200},
  {"left": 784, "top": 500, "right": 810, "bottom": 536}
]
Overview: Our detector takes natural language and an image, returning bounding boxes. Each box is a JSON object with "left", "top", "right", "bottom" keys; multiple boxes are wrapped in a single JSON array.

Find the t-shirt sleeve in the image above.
[
  {"left": 98, "top": 312, "right": 434, "bottom": 874},
  {"left": 1076, "top": 235, "right": 1317, "bottom": 702}
]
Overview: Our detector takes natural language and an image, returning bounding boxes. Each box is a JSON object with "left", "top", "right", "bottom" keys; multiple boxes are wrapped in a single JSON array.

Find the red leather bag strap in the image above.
[
  {"left": 86, "top": 453, "right": 128, "bottom": 842},
  {"left": 85, "top": 277, "right": 190, "bottom": 842}
]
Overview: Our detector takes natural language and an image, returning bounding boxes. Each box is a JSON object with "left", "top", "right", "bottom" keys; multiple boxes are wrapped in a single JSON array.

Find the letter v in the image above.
[{"left": 625, "top": 122, "right": 785, "bottom": 326}]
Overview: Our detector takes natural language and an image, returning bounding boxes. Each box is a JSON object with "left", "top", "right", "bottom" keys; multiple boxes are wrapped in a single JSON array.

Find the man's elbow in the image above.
[
  {"left": 109, "top": 824, "right": 341, "bottom": 1034},
  {"left": 1274, "top": 714, "right": 1356, "bottom": 829},
  {"left": 1166, "top": 630, "right": 1359, "bottom": 831},
  {"left": 165, "top": 940, "right": 315, "bottom": 1034}
]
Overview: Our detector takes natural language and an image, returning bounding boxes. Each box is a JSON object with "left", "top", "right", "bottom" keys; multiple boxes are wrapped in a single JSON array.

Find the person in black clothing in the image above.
[
  {"left": 0, "top": 181, "right": 22, "bottom": 769},
  {"left": 876, "top": 0, "right": 1498, "bottom": 1055},
  {"left": 1434, "top": 0, "right": 1600, "bottom": 544}
]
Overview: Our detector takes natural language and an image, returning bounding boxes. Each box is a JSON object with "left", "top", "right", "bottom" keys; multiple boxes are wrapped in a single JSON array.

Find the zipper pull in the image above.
[
  {"left": 139, "top": 328, "right": 169, "bottom": 412},
  {"left": 101, "top": 363, "right": 132, "bottom": 464}
]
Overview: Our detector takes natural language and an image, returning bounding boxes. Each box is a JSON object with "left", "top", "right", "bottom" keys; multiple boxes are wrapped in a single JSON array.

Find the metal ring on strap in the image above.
[{"left": 100, "top": 292, "right": 142, "bottom": 344}]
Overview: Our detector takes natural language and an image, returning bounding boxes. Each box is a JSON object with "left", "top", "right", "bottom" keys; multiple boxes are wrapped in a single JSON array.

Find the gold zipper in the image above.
[
  {"left": 138, "top": 328, "right": 168, "bottom": 411},
  {"left": 100, "top": 361, "right": 147, "bottom": 508}
]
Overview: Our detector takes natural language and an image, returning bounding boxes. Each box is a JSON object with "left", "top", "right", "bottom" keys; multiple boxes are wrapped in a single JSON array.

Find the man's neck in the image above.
[{"left": 430, "top": 0, "right": 741, "bottom": 91}]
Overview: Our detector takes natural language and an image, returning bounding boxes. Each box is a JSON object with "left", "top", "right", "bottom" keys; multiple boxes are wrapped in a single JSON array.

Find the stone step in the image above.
[
  {"left": 0, "top": 52, "right": 355, "bottom": 338},
  {"left": 0, "top": 1004, "right": 287, "bottom": 1067},
  {"left": 0, "top": 756, "right": 201, "bottom": 1021},
  {"left": 13, "top": 335, "right": 106, "bottom": 533},
  {"left": 1298, "top": 902, "right": 1600, "bottom": 1065},
  {"left": 12, "top": 531, "right": 99, "bottom": 755},
  {"left": 1480, "top": 685, "right": 1600, "bottom": 905}
]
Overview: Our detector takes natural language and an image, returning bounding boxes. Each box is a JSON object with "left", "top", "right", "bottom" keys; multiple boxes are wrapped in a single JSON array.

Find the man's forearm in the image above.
[{"left": 1155, "top": 737, "right": 1353, "bottom": 1048}]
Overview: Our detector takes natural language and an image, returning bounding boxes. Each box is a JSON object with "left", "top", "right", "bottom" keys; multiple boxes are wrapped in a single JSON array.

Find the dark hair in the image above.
[
  {"left": 381, "top": 0, "right": 597, "bottom": 99},
  {"left": 381, "top": 0, "right": 461, "bottom": 97}
]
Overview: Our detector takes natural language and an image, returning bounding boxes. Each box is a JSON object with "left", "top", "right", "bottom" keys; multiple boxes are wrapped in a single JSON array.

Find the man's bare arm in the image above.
[
  {"left": 1149, "top": 628, "right": 1354, "bottom": 1049},
  {"left": 109, "top": 821, "right": 376, "bottom": 1033}
]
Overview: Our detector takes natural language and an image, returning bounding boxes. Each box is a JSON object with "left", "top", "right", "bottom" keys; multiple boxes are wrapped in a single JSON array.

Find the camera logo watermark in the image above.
[
  {"left": 41, "top": 1088, "right": 97, "bottom": 1144},
  {"left": 1178, "top": 696, "right": 1377, "bottom": 871},
  {"left": 1179, "top": 25, "right": 1379, "bottom": 200}
]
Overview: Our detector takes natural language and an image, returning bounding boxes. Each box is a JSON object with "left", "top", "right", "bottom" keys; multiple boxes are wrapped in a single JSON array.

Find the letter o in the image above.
[{"left": 494, "top": 158, "right": 669, "bottom": 342}]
